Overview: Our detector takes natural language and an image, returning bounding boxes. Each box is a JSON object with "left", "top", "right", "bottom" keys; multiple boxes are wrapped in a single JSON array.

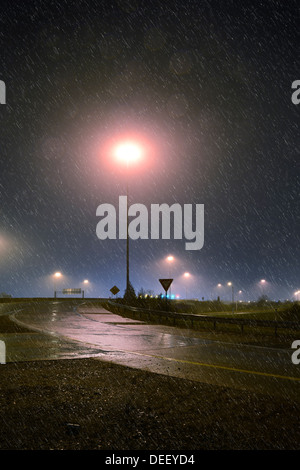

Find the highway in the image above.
[{"left": 3, "top": 301, "right": 300, "bottom": 401}]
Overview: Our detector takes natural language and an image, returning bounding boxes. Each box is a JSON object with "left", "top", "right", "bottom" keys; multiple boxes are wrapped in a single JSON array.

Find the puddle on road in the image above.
[{"left": 2, "top": 331, "right": 118, "bottom": 363}]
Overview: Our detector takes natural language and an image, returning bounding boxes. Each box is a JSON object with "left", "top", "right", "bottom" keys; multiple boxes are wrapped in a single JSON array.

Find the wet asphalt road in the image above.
[{"left": 1, "top": 301, "right": 300, "bottom": 401}]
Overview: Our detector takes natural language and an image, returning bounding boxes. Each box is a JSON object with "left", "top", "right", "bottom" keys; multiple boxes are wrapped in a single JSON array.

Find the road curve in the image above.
[{"left": 5, "top": 302, "right": 300, "bottom": 401}]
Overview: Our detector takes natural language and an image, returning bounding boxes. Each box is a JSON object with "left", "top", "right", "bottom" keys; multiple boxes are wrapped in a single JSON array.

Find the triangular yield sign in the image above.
[{"left": 159, "top": 279, "right": 173, "bottom": 292}]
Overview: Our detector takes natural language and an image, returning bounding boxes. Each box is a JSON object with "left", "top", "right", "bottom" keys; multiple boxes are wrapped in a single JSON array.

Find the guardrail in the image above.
[{"left": 106, "top": 301, "right": 300, "bottom": 337}]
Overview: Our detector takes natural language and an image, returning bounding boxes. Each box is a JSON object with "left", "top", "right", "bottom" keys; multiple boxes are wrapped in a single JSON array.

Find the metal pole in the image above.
[
  {"left": 126, "top": 162, "right": 129, "bottom": 293},
  {"left": 168, "top": 265, "right": 172, "bottom": 299}
]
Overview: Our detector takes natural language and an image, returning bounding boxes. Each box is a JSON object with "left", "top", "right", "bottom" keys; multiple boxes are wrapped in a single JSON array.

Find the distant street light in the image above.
[
  {"left": 166, "top": 255, "right": 175, "bottom": 298},
  {"left": 260, "top": 279, "right": 266, "bottom": 297},
  {"left": 216, "top": 283, "right": 223, "bottom": 300},
  {"left": 227, "top": 282, "right": 235, "bottom": 313},
  {"left": 183, "top": 272, "right": 190, "bottom": 299},
  {"left": 82, "top": 279, "right": 89, "bottom": 299},
  {"left": 294, "top": 290, "right": 300, "bottom": 301},
  {"left": 113, "top": 140, "right": 144, "bottom": 298},
  {"left": 166, "top": 255, "right": 175, "bottom": 276},
  {"left": 53, "top": 272, "right": 62, "bottom": 298}
]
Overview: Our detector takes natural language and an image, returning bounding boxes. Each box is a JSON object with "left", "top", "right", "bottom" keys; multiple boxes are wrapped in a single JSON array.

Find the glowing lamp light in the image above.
[
  {"left": 184, "top": 272, "right": 190, "bottom": 278},
  {"left": 114, "top": 141, "right": 143, "bottom": 164},
  {"left": 53, "top": 272, "right": 62, "bottom": 299},
  {"left": 167, "top": 255, "right": 174, "bottom": 262}
]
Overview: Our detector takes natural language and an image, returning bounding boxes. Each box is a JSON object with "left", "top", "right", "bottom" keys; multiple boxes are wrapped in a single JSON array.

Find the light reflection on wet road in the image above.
[{"left": 3, "top": 302, "right": 300, "bottom": 400}]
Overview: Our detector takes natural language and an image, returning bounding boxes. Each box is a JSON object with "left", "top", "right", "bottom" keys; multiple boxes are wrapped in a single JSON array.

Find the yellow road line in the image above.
[{"left": 130, "top": 351, "right": 300, "bottom": 382}]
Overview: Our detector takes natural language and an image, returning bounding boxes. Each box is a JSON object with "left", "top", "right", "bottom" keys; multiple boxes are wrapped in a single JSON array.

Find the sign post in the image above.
[
  {"left": 110, "top": 285, "right": 120, "bottom": 298},
  {"left": 159, "top": 279, "right": 173, "bottom": 310}
]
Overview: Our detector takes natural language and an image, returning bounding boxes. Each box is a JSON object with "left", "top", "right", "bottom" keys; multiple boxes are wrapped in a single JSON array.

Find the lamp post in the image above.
[
  {"left": 166, "top": 255, "right": 174, "bottom": 298},
  {"left": 216, "top": 283, "right": 222, "bottom": 301},
  {"left": 294, "top": 290, "right": 300, "bottom": 302},
  {"left": 166, "top": 255, "right": 174, "bottom": 275},
  {"left": 260, "top": 279, "right": 266, "bottom": 298},
  {"left": 114, "top": 141, "right": 143, "bottom": 298},
  {"left": 183, "top": 272, "right": 190, "bottom": 300},
  {"left": 227, "top": 282, "right": 235, "bottom": 313},
  {"left": 237, "top": 290, "right": 243, "bottom": 307},
  {"left": 53, "top": 272, "right": 62, "bottom": 298},
  {"left": 82, "top": 279, "right": 89, "bottom": 298}
]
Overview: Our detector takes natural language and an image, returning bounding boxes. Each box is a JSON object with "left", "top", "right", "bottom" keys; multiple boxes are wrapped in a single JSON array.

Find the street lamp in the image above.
[
  {"left": 53, "top": 272, "right": 62, "bottom": 298},
  {"left": 294, "top": 290, "right": 300, "bottom": 301},
  {"left": 166, "top": 255, "right": 175, "bottom": 298},
  {"left": 166, "top": 256, "right": 175, "bottom": 283},
  {"left": 113, "top": 141, "right": 143, "bottom": 299},
  {"left": 82, "top": 279, "right": 89, "bottom": 299},
  {"left": 183, "top": 272, "right": 190, "bottom": 300},
  {"left": 216, "top": 283, "right": 223, "bottom": 301},
  {"left": 115, "top": 142, "right": 142, "bottom": 164},
  {"left": 227, "top": 282, "right": 235, "bottom": 313},
  {"left": 260, "top": 279, "right": 266, "bottom": 297},
  {"left": 166, "top": 255, "right": 174, "bottom": 273}
]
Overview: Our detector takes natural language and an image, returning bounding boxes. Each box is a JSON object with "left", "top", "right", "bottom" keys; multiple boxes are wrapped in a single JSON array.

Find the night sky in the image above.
[{"left": 0, "top": 0, "right": 299, "bottom": 301}]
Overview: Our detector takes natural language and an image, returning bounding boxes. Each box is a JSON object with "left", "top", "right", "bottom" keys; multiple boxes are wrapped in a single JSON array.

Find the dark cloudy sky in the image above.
[{"left": 0, "top": 0, "right": 299, "bottom": 300}]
